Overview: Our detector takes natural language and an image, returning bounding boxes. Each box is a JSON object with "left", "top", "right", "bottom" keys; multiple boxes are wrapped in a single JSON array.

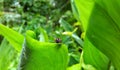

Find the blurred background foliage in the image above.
[{"left": 0, "top": 0, "right": 83, "bottom": 70}]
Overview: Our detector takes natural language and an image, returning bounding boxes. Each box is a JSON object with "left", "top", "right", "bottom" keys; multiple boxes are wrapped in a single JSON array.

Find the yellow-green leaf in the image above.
[{"left": 18, "top": 34, "right": 68, "bottom": 70}]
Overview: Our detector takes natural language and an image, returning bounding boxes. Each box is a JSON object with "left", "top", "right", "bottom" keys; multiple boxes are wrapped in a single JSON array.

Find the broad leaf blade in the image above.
[
  {"left": 18, "top": 35, "right": 68, "bottom": 70},
  {"left": 71, "top": 0, "right": 94, "bottom": 31},
  {"left": 83, "top": 38, "right": 109, "bottom": 70},
  {"left": 0, "top": 24, "right": 24, "bottom": 51},
  {"left": 71, "top": 0, "right": 109, "bottom": 69},
  {"left": 86, "top": 2, "right": 120, "bottom": 69},
  {"left": 0, "top": 38, "right": 18, "bottom": 70}
]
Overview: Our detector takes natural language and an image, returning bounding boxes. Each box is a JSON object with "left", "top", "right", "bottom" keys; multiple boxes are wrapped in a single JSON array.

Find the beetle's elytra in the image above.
[{"left": 55, "top": 38, "right": 61, "bottom": 43}]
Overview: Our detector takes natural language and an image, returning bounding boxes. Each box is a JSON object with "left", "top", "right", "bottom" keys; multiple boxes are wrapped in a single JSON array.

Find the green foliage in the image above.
[
  {"left": 71, "top": 0, "right": 120, "bottom": 69},
  {"left": 39, "top": 27, "right": 49, "bottom": 42},
  {"left": 0, "top": 24, "right": 69, "bottom": 70},
  {"left": 0, "top": 24, "right": 24, "bottom": 51},
  {"left": 86, "top": 1, "right": 120, "bottom": 69},
  {"left": 18, "top": 32, "right": 68, "bottom": 70},
  {"left": 60, "top": 18, "right": 83, "bottom": 47},
  {"left": 26, "top": 30, "right": 36, "bottom": 39},
  {"left": 0, "top": 0, "right": 77, "bottom": 69},
  {"left": 0, "top": 0, "right": 3, "bottom": 11},
  {"left": 83, "top": 38, "right": 109, "bottom": 70},
  {"left": 59, "top": 18, "right": 73, "bottom": 32},
  {"left": 71, "top": 0, "right": 109, "bottom": 69},
  {"left": 67, "top": 63, "right": 80, "bottom": 70},
  {"left": 0, "top": 38, "right": 18, "bottom": 70},
  {"left": 1, "top": 0, "right": 119, "bottom": 70}
]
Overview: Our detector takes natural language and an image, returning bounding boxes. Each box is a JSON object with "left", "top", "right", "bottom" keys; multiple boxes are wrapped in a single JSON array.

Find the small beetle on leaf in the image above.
[{"left": 55, "top": 38, "right": 62, "bottom": 43}]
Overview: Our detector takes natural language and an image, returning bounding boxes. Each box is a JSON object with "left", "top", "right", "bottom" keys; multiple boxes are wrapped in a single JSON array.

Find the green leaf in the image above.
[
  {"left": 86, "top": 1, "right": 120, "bottom": 69},
  {"left": 80, "top": 52, "right": 97, "bottom": 70},
  {"left": 59, "top": 18, "right": 83, "bottom": 47},
  {"left": 71, "top": 34, "right": 83, "bottom": 47},
  {"left": 67, "top": 63, "right": 80, "bottom": 70},
  {"left": 26, "top": 30, "right": 36, "bottom": 39},
  {"left": 0, "top": 38, "right": 18, "bottom": 70},
  {"left": 83, "top": 38, "right": 109, "bottom": 70},
  {"left": 59, "top": 18, "right": 73, "bottom": 32},
  {"left": 70, "top": 0, "right": 80, "bottom": 21},
  {"left": 71, "top": 0, "right": 109, "bottom": 69},
  {"left": 18, "top": 34, "right": 68, "bottom": 70},
  {"left": 0, "top": 0, "right": 3, "bottom": 11},
  {"left": 39, "top": 27, "right": 49, "bottom": 42},
  {"left": 0, "top": 24, "right": 24, "bottom": 51},
  {"left": 71, "top": 0, "right": 94, "bottom": 31}
]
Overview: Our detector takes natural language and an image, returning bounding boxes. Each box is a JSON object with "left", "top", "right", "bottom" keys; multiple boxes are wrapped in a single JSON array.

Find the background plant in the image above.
[{"left": 0, "top": 0, "right": 81, "bottom": 70}]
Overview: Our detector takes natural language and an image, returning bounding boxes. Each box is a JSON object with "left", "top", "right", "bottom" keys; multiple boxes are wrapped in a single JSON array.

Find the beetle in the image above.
[{"left": 55, "top": 38, "right": 62, "bottom": 43}]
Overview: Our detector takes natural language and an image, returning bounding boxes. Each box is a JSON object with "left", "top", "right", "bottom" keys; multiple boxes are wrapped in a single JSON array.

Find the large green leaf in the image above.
[
  {"left": 0, "top": 38, "right": 18, "bottom": 70},
  {"left": 83, "top": 38, "right": 109, "bottom": 70},
  {"left": 86, "top": 1, "right": 120, "bottom": 69},
  {"left": 18, "top": 33, "right": 68, "bottom": 70},
  {"left": 71, "top": 0, "right": 95, "bottom": 31},
  {"left": 0, "top": 24, "right": 24, "bottom": 51},
  {"left": 71, "top": 0, "right": 109, "bottom": 69}
]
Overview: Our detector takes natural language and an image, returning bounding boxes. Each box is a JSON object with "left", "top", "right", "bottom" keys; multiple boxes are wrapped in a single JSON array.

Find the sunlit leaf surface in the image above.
[
  {"left": 0, "top": 24, "right": 24, "bottom": 51},
  {"left": 18, "top": 34, "right": 68, "bottom": 70}
]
